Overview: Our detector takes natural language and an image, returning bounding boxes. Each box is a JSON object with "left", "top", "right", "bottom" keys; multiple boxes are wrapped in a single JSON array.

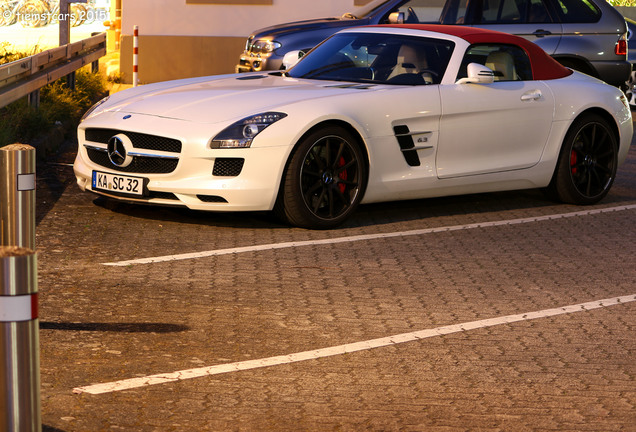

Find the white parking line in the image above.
[
  {"left": 73, "top": 293, "right": 636, "bottom": 395},
  {"left": 103, "top": 204, "right": 636, "bottom": 266}
]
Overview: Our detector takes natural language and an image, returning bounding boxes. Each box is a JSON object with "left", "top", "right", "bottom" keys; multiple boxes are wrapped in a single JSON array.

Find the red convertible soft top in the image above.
[{"left": 377, "top": 24, "right": 573, "bottom": 81}]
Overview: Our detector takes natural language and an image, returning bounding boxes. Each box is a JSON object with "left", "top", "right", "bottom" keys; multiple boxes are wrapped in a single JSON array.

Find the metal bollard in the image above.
[
  {"left": 0, "top": 246, "right": 41, "bottom": 432},
  {"left": 0, "top": 144, "right": 36, "bottom": 249}
]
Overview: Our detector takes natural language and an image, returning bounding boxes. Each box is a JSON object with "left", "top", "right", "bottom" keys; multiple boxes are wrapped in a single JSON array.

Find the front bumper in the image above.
[
  {"left": 74, "top": 115, "right": 291, "bottom": 212},
  {"left": 74, "top": 147, "right": 288, "bottom": 212},
  {"left": 235, "top": 51, "right": 283, "bottom": 73}
]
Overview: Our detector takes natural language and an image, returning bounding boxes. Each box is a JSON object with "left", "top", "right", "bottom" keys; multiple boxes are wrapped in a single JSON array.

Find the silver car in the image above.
[{"left": 238, "top": 0, "right": 630, "bottom": 87}]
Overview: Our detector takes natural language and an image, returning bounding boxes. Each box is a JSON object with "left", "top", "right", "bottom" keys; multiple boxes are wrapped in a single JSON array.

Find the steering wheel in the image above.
[
  {"left": 419, "top": 69, "right": 439, "bottom": 77},
  {"left": 368, "top": 67, "right": 376, "bottom": 80},
  {"left": 407, "top": 7, "right": 419, "bottom": 23},
  {"left": 419, "top": 69, "right": 439, "bottom": 83}
]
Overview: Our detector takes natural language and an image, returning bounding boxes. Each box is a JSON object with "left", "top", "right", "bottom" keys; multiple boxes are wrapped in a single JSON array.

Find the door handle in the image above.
[
  {"left": 521, "top": 90, "right": 542, "bottom": 101},
  {"left": 533, "top": 29, "right": 552, "bottom": 37}
]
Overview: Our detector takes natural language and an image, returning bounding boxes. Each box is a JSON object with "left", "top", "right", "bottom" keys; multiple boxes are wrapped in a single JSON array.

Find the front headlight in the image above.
[
  {"left": 80, "top": 95, "right": 110, "bottom": 122},
  {"left": 249, "top": 39, "right": 282, "bottom": 54},
  {"left": 210, "top": 112, "right": 287, "bottom": 149}
]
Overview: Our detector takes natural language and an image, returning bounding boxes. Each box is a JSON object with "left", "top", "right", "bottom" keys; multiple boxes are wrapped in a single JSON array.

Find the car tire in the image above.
[
  {"left": 275, "top": 126, "right": 367, "bottom": 229},
  {"left": 548, "top": 113, "right": 618, "bottom": 205}
]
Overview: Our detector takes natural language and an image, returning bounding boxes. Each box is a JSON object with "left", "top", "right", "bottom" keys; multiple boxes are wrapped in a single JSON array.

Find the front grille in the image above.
[
  {"left": 197, "top": 195, "right": 228, "bottom": 203},
  {"left": 213, "top": 158, "right": 244, "bottom": 177},
  {"left": 85, "top": 128, "right": 182, "bottom": 153},
  {"left": 149, "top": 191, "right": 178, "bottom": 200},
  {"left": 87, "top": 148, "right": 178, "bottom": 174}
]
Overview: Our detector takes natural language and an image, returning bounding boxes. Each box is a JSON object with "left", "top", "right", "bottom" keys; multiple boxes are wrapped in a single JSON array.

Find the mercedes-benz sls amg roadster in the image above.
[{"left": 74, "top": 25, "right": 632, "bottom": 229}]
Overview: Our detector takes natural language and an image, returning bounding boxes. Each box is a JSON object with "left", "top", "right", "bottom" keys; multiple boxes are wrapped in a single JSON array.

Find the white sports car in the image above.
[{"left": 75, "top": 25, "right": 632, "bottom": 229}]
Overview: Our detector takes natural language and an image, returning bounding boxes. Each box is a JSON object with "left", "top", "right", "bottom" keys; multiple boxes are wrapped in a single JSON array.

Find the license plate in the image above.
[{"left": 92, "top": 171, "right": 145, "bottom": 196}]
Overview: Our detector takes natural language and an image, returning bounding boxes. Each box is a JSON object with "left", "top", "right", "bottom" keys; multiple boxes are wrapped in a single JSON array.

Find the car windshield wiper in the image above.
[
  {"left": 299, "top": 77, "right": 382, "bottom": 86},
  {"left": 341, "top": 12, "right": 358, "bottom": 20}
]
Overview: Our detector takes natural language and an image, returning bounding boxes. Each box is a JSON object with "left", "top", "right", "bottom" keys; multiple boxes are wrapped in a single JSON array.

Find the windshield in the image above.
[{"left": 287, "top": 32, "right": 455, "bottom": 86}]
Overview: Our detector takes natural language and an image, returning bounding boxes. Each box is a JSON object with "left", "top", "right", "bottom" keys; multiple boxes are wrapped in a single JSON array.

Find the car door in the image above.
[
  {"left": 436, "top": 43, "right": 555, "bottom": 179},
  {"left": 471, "top": 0, "right": 563, "bottom": 55}
]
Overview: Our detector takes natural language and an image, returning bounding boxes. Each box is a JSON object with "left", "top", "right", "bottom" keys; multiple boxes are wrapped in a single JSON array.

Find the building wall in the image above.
[{"left": 119, "top": 0, "right": 373, "bottom": 83}]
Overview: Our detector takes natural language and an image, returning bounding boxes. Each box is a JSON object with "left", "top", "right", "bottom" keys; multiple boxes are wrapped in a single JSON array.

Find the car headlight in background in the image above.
[
  {"left": 210, "top": 112, "right": 287, "bottom": 149},
  {"left": 80, "top": 95, "right": 110, "bottom": 122},
  {"left": 249, "top": 39, "right": 282, "bottom": 54}
]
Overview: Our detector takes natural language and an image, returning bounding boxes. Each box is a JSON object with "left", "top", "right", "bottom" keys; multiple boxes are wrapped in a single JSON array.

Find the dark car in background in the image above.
[
  {"left": 236, "top": 0, "right": 630, "bottom": 87},
  {"left": 624, "top": 17, "right": 636, "bottom": 105}
]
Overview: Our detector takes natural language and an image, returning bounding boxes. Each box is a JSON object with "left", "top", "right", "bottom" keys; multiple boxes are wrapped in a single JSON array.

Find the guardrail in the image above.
[{"left": 0, "top": 31, "right": 106, "bottom": 109}]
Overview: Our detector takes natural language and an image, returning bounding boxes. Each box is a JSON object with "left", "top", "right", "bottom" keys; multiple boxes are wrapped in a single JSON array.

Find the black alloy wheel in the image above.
[
  {"left": 549, "top": 113, "right": 618, "bottom": 205},
  {"left": 276, "top": 126, "right": 367, "bottom": 229}
]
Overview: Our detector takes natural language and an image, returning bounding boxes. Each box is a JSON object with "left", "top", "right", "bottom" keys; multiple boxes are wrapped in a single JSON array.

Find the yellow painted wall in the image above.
[{"left": 120, "top": 35, "right": 245, "bottom": 83}]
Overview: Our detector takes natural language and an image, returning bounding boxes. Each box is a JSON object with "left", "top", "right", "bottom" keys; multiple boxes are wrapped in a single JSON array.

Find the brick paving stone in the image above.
[{"left": 33, "top": 139, "right": 636, "bottom": 431}]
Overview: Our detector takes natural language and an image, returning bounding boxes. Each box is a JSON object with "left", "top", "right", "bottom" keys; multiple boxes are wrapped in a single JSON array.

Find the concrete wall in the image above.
[{"left": 119, "top": 0, "right": 374, "bottom": 83}]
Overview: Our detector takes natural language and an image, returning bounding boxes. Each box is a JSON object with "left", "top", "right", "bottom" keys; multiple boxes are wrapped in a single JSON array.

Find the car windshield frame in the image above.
[{"left": 286, "top": 32, "right": 455, "bottom": 86}]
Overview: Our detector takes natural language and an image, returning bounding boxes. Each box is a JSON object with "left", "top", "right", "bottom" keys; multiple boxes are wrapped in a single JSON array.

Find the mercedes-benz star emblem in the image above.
[{"left": 107, "top": 136, "right": 132, "bottom": 167}]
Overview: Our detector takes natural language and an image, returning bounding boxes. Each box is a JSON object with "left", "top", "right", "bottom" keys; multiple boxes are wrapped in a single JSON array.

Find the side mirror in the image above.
[
  {"left": 456, "top": 63, "right": 495, "bottom": 85},
  {"left": 388, "top": 12, "right": 405, "bottom": 24},
  {"left": 282, "top": 50, "right": 305, "bottom": 70}
]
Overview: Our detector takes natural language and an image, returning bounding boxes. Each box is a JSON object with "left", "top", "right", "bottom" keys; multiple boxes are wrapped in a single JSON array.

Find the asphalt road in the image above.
[{"left": 34, "top": 121, "right": 636, "bottom": 431}]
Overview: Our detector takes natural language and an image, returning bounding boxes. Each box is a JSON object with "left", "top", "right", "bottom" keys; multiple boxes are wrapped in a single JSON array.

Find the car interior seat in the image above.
[
  {"left": 485, "top": 51, "right": 517, "bottom": 81},
  {"left": 387, "top": 44, "right": 433, "bottom": 84}
]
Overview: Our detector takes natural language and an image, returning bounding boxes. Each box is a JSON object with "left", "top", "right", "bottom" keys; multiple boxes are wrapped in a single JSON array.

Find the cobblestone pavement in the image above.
[{"left": 33, "top": 127, "right": 636, "bottom": 431}]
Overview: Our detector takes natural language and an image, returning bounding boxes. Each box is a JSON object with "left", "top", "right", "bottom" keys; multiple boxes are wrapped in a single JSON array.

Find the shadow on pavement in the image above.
[
  {"left": 42, "top": 426, "right": 66, "bottom": 432},
  {"left": 36, "top": 140, "right": 78, "bottom": 226},
  {"left": 40, "top": 322, "right": 190, "bottom": 333}
]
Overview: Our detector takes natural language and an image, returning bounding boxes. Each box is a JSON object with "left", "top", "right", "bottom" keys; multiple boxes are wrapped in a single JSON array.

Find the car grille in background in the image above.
[
  {"left": 85, "top": 128, "right": 182, "bottom": 153},
  {"left": 86, "top": 148, "right": 178, "bottom": 174},
  {"left": 213, "top": 158, "right": 244, "bottom": 177}
]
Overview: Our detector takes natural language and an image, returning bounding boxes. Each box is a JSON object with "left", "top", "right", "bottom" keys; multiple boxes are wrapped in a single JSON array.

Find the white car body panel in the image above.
[{"left": 437, "top": 81, "right": 555, "bottom": 178}]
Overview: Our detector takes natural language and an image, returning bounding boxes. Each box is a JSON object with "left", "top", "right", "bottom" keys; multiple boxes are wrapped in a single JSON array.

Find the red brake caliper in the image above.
[
  {"left": 337, "top": 157, "right": 347, "bottom": 194},
  {"left": 570, "top": 150, "right": 578, "bottom": 175}
]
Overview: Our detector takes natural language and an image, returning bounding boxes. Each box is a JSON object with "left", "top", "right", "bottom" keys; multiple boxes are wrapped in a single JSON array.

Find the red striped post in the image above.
[{"left": 133, "top": 25, "right": 139, "bottom": 86}]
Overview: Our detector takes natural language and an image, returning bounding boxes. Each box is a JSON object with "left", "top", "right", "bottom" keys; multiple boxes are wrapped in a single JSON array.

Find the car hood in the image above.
[
  {"left": 99, "top": 73, "right": 381, "bottom": 124},
  {"left": 249, "top": 17, "right": 364, "bottom": 40}
]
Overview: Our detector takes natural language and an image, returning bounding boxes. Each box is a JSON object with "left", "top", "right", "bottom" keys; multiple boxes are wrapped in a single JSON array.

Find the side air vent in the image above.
[{"left": 393, "top": 125, "right": 421, "bottom": 167}]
